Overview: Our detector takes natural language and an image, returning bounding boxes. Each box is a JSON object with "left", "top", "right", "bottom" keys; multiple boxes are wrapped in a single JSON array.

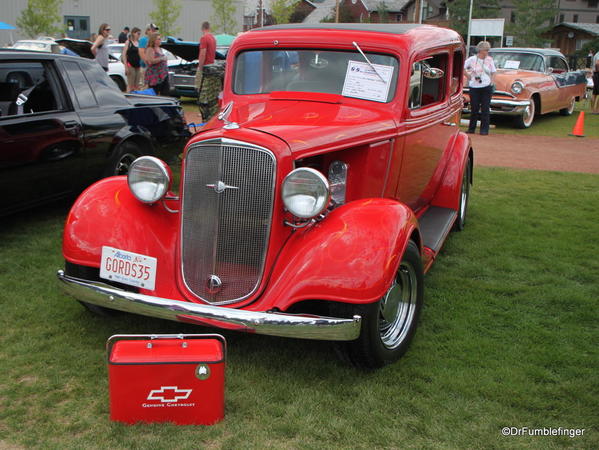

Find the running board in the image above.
[{"left": 418, "top": 206, "right": 457, "bottom": 253}]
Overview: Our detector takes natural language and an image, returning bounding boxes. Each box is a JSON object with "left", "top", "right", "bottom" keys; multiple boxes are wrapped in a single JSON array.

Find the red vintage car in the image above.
[
  {"left": 58, "top": 24, "right": 473, "bottom": 369},
  {"left": 464, "top": 48, "right": 587, "bottom": 128}
]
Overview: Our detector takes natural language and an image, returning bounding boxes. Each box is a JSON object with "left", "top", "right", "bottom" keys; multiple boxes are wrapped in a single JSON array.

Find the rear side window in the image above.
[
  {"left": 63, "top": 61, "right": 97, "bottom": 109},
  {"left": 452, "top": 50, "right": 463, "bottom": 95}
]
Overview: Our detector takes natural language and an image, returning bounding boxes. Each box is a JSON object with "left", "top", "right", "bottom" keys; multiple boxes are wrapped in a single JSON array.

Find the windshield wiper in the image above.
[{"left": 352, "top": 41, "right": 387, "bottom": 84}]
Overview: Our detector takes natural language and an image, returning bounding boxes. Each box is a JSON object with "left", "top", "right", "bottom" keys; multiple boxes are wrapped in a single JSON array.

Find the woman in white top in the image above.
[
  {"left": 91, "top": 23, "right": 111, "bottom": 72},
  {"left": 464, "top": 41, "right": 496, "bottom": 135}
]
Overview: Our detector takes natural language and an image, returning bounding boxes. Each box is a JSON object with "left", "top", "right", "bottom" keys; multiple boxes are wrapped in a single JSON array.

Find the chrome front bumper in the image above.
[
  {"left": 57, "top": 270, "right": 361, "bottom": 341},
  {"left": 463, "top": 98, "right": 531, "bottom": 116}
]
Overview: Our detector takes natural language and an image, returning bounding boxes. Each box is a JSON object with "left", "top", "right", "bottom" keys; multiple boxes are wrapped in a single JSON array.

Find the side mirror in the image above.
[
  {"left": 423, "top": 67, "right": 445, "bottom": 79},
  {"left": 546, "top": 67, "right": 553, "bottom": 74}
]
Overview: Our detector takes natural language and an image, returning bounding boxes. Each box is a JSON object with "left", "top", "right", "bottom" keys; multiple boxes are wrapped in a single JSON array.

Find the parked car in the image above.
[
  {"left": 10, "top": 39, "right": 62, "bottom": 53},
  {"left": 162, "top": 36, "right": 227, "bottom": 98},
  {"left": 56, "top": 38, "right": 128, "bottom": 91},
  {"left": 0, "top": 50, "right": 190, "bottom": 216},
  {"left": 58, "top": 24, "right": 473, "bottom": 369},
  {"left": 463, "top": 47, "right": 587, "bottom": 128}
]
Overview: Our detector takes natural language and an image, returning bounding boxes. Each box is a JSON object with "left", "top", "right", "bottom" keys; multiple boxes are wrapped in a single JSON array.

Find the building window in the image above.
[
  {"left": 573, "top": 14, "right": 578, "bottom": 23},
  {"left": 510, "top": 11, "right": 516, "bottom": 23},
  {"left": 559, "top": 14, "right": 564, "bottom": 23},
  {"left": 590, "top": 0, "right": 598, "bottom": 7}
]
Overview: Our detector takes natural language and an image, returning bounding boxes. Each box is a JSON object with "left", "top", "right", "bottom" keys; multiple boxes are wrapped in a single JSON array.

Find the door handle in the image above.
[{"left": 63, "top": 120, "right": 81, "bottom": 136}]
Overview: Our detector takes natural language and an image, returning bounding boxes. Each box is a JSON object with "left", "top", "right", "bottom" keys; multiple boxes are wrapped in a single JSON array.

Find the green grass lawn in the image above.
[
  {"left": 1, "top": 168, "right": 597, "bottom": 449},
  {"left": 464, "top": 99, "right": 599, "bottom": 138}
]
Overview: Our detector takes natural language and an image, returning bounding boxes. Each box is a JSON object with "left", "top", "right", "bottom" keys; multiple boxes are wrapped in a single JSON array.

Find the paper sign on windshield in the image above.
[
  {"left": 342, "top": 60, "right": 394, "bottom": 103},
  {"left": 504, "top": 60, "right": 520, "bottom": 69}
]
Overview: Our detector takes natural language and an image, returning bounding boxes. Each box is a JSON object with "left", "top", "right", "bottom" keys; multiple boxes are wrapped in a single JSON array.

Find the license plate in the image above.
[{"left": 100, "top": 246, "right": 157, "bottom": 291}]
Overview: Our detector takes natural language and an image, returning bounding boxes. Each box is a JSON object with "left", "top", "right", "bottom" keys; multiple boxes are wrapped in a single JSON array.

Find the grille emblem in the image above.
[
  {"left": 206, "top": 180, "right": 239, "bottom": 194},
  {"left": 207, "top": 274, "right": 223, "bottom": 293}
]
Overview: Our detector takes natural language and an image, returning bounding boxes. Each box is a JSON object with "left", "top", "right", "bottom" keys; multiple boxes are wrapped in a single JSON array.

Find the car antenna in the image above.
[
  {"left": 352, "top": 41, "right": 386, "bottom": 84},
  {"left": 218, "top": 101, "right": 239, "bottom": 129}
]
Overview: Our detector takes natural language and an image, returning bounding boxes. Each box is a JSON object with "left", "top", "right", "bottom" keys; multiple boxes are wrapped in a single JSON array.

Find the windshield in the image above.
[
  {"left": 13, "top": 41, "right": 51, "bottom": 52},
  {"left": 491, "top": 52, "right": 544, "bottom": 72},
  {"left": 234, "top": 49, "right": 399, "bottom": 103}
]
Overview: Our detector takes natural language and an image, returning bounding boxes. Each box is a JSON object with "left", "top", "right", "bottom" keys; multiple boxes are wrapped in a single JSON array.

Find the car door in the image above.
[
  {"left": 397, "top": 51, "right": 456, "bottom": 212},
  {"left": 0, "top": 59, "right": 84, "bottom": 215}
]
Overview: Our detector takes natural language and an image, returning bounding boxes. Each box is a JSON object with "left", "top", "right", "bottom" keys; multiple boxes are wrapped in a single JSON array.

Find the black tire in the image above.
[
  {"left": 110, "top": 75, "right": 127, "bottom": 92},
  {"left": 105, "top": 140, "right": 142, "bottom": 177},
  {"left": 453, "top": 157, "right": 472, "bottom": 231},
  {"left": 514, "top": 96, "right": 535, "bottom": 128},
  {"left": 559, "top": 97, "right": 575, "bottom": 116},
  {"left": 333, "top": 240, "right": 424, "bottom": 369}
]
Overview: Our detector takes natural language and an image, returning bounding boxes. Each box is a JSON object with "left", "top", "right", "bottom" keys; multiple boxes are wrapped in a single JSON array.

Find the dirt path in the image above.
[
  {"left": 469, "top": 134, "right": 599, "bottom": 174},
  {"left": 184, "top": 111, "right": 599, "bottom": 174}
]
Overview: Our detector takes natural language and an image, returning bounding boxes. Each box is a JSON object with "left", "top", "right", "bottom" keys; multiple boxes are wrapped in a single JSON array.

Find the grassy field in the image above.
[{"left": 0, "top": 167, "right": 597, "bottom": 449}]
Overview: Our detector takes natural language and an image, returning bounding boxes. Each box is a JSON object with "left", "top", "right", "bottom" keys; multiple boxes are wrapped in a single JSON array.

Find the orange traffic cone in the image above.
[{"left": 569, "top": 111, "right": 585, "bottom": 137}]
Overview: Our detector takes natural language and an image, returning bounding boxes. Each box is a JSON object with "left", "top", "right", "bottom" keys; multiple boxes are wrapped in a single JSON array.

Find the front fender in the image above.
[
  {"left": 63, "top": 176, "right": 182, "bottom": 298},
  {"left": 252, "top": 198, "right": 419, "bottom": 312}
]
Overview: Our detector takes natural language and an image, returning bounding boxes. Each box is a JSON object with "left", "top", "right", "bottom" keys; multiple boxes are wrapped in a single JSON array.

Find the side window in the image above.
[
  {"left": 548, "top": 56, "right": 568, "bottom": 73},
  {"left": 408, "top": 53, "right": 448, "bottom": 109},
  {"left": 84, "top": 61, "right": 129, "bottom": 106},
  {"left": 0, "top": 61, "right": 62, "bottom": 117},
  {"left": 63, "top": 61, "right": 98, "bottom": 109},
  {"left": 452, "top": 50, "right": 463, "bottom": 95}
]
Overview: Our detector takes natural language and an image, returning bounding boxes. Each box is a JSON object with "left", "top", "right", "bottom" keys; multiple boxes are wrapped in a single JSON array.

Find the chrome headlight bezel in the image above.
[
  {"left": 282, "top": 167, "right": 330, "bottom": 219},
  {"left": 511, "top": 81, "right": 524, "bottom": 95},
  {"left": 127, "top": 156, "right": 171, "bottom": 204}
]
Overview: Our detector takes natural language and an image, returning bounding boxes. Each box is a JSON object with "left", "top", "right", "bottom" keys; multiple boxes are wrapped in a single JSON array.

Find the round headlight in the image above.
[
  {"left": 511, "top": 81, "right": 524, "bottom": 94},
  {"left": 127, "top": 156, "right": 171, "bottom": 204},
  {"left": 282, "top": 168, "right": 330, "bottom": 219}
]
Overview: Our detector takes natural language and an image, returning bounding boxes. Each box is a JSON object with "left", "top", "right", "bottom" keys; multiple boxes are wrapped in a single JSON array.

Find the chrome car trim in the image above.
[
  {"left": 181, "top": 138, "right": 276, "bottom": 305},
  {"left": 463, "top": 98, "right": 530, "bottom": 116},
  {"left": 57, "top": 270, "right": 361, "bottom": 341}
]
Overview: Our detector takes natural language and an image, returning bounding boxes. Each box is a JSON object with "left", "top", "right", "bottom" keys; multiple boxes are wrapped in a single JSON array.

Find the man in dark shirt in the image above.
[{"left": 118, "top": 26, "right": 130, "bottom": 44}]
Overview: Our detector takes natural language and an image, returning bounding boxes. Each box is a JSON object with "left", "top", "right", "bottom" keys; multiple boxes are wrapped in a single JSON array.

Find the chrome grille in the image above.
[{"left": 181, "top": 139, "right": 276, "bottom": 304}]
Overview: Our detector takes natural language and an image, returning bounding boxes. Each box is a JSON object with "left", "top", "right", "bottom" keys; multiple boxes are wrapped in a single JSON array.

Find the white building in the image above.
[{"left": 2, "top": 0, "right": 244, "bottom": 45}]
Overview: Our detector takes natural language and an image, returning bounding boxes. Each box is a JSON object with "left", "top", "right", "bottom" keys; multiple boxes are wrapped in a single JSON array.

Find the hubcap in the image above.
[
  {"left": 523, "top": 102, "right": 534, "bottom": 126},
  {"left": 379, "top": 262, "right": 418, "bottom": 350},
  {"left": 114, "top": 153, "right": 137, "bottom": 175}
]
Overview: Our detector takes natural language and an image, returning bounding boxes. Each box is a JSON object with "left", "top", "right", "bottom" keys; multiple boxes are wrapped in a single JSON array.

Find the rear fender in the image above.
[
  {"left": 431, "top": 131, "right": 472, "bottom": 211},
  {"left": 63, "top": 176, "right": 181, "bottom": 298},
  {"left": 255, "top": 198, "right": 419, "bottom": 312}
]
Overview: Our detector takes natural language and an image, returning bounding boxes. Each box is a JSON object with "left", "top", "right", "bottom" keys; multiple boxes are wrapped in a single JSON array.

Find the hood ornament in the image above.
[
  {"left": 207, "top": 274, "right": 223, "bottom": 294},
  {"left": 218, "top": 101, "right": 239, "bottom": 129},
  {"left": 206, "top": 180, "right": 239, "bottom": 194}
]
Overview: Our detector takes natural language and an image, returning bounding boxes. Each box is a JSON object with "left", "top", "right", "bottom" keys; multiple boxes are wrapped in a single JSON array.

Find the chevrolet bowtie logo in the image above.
[
  {"left": 147, "top": 386, "right": 192, "bottom": 403},
  {"left": 206, "top": 180, "right": 239, "bottom": 193}
]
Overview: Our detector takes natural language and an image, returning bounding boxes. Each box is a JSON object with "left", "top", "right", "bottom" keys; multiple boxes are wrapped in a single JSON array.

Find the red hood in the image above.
[{"left": 223, "top": 94, "right": 397, "bottom": 157}]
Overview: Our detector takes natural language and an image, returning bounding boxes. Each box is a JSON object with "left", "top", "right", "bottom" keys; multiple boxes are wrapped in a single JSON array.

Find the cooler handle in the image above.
[{"left": 106, "top": 333, "right": 227, "bottom": 361}]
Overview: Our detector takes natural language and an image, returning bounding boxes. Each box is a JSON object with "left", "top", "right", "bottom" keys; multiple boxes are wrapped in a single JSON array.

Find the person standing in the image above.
[
  {"left": 118, "top": 26, "right": 130, "bottom": 44},
  {"left": 144, "top": 32, "right": 169, "bottom": 96},
  {"left": 464, "top": 41, "right": 496, "bottom": 135},
  {"left": 195, "top": 21, "right": 217, "bottom": 119},
  {"left": 123, "top": 27, "right": 142, "bottom": 92},
  {"left": 91, "top": 23, "right": 111, "bottom": 72},
  {"left": 592, "top": 59, "right": 599, "bottom": 114},
  {"left": 139, "top": 23, "right": 159, "bottom": 88}
]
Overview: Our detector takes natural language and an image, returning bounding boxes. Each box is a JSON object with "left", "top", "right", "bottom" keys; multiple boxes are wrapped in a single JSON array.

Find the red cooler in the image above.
[{"left": 107, "top": 334, "right": 225, "bottom": 425}]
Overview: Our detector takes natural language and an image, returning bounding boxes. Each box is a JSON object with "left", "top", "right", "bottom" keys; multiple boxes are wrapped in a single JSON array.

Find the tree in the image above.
[
  {"left": 150, "top": 0, "right": 182, "bottom": 38},
  {"left": 507, "top": 0, "right": 557, "bottom": 47},
  {"left": 17, "top": 0, "right": 64, "bottom": 38},
  {"left": 270, "top": 0, "right": 297, "bottom": 25},
  {"left": 447, "top": 0, "right": 501, "bottom": 38},
  {"left": 211, "top": 0, "right": 237, "bottom": 34}
]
